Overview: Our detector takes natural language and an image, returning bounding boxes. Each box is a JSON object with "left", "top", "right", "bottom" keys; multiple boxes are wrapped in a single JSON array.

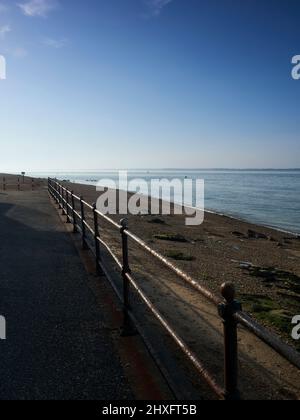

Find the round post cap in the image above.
[{"left": 221, "top": 282, "right": 236, "bottom": 303}]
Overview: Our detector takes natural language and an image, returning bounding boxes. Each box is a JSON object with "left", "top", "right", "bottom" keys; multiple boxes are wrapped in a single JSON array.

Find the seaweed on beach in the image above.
[
  {"left": 153, "top": 233, "right": 188, "bottom": 243},
  {"left": 240, "top": 265, "right": 300, "bottom": 351},
  {"left": 166, "top": 251, "right": 195, "bottom": 261},
  {"left": 241, "top": 265, "right": 300, "bottom": 295},
  {"left": 148, "top": 217, "right": 166, "bottom": 225},
  {"left": 241, "top": 294, "right": 300, "bottom": 351}
]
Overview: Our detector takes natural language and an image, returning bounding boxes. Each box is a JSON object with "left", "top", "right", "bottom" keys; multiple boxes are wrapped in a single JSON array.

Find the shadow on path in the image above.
[{"left": 0, "top": 194, "right": 132, "bottom": 400}]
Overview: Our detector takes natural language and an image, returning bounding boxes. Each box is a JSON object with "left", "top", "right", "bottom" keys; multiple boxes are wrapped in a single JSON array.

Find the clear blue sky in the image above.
[{"left": 0, "top": 0, "right": 299, "bottom": 171}]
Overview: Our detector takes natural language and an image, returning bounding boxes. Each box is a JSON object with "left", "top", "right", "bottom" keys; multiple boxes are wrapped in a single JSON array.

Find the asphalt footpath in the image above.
[{"left": 0, "top": 188, "right": 133, "bottom": 400}]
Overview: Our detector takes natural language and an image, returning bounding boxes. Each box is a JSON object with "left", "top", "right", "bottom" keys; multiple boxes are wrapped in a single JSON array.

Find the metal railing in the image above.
[
  {"left": 1, "top": 176, "right": 35, "bottom": 191},
  {"left": 48, "top": 178, "right": 300, "bottom": 400}
]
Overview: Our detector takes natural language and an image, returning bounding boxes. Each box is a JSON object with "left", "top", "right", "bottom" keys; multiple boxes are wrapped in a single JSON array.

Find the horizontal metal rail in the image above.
[
  {"left": 48, "top": 178, "right": 300, "bottom": 400},
  {"left": 98, "top": 237, "right": 123, "bottom": 270},
  {"left": 125, "top": 229, "right": 220, "bottom": 306},
  {"left": 95, "top": 208, "right": 123, "bottom": 230},
  {"left": 125, "top": 270, "right": 224, "bottom": 398},
  {"left": 1, "top": 176, "right": 36, "bottom": 190},
  {"left": 235, "top": 311, "right": 300, "bottom": 370},
  {"left": 82, "top": 200, "right": 93, "bottom": 210},
  {"left": 83, "top": 219, "right": 95, "bottom": 236}
]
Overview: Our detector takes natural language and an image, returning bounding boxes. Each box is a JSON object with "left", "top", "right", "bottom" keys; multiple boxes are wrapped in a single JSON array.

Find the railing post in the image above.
[
  {"left": 66, "top": 190, "right": 71, "bottom": 223},
  {"left": 56, "top": 182, "right": 59, "bottom": 204},
  {"left": 32, "top": 179, "right": 34, "bottom": 191},
  {"left": 71, "top": 192, "right": 77, "bottom": 233},
  {"left": 3, "top": 177, "right": 5, "bottom": 191},
  {"left": 60, "top": 184, "right": 62, "bottom": 207},
  {"left": 120, "top": 219, "right": 136, "bottom": 337},
  {"left": 61, "top": 187, "right": 65, "bottom": 215},
  {"left": 58, "top": 184, "right": 62, "bottom": 209},
  {"left": 93, "top": 203, "right": 103, "bottom": 275},
  {"left": 80, "top": 197, "right": 88, "bottom": 250},
  {"left": 18, "top": 177, "right": 20, "bottom": 191},
  {"left": 53, "top": 180, "right": 56, "bottom": 202},
  {"left": 218, "top": 283, "right": 242, "bottom": 401},
  {"left": 53, "top": 179, "right": 56, "bottom": 202}
]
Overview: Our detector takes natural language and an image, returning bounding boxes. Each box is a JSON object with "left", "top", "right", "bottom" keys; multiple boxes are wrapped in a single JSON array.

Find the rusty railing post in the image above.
[
  {"left": 93, "top": 203, "right": 103, "bottom": 275},
  {"left": 32, "top": 178, "right": 34, "bottom": 191},
  {"left": 120, "top": 218, "right": 136, "bottom": 336},
  {"left": 18, "top": 177, "right": 20, "bottom": 191},
  {"left": 80, "top": 197, "right": 88, "bottom": 250},
  {"left": 218, "top": 282, "right": 242, "bottom": 401},
  {"left": 71, "top": 191, "right": 77, "bottom": 233}
]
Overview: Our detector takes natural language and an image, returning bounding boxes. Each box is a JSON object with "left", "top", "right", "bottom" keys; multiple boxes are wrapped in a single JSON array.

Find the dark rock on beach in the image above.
[
  {"left": 232, "top": 231, "right": 245, "bottom": 238},
  {"left": 247, "top": 229, "right": 268, "bottom": 240}
]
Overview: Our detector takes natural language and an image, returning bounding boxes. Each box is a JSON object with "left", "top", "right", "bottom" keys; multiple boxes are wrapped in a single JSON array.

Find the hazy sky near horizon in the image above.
[{"left": 0, "top": 0, "right": 299, "bottom": 171}]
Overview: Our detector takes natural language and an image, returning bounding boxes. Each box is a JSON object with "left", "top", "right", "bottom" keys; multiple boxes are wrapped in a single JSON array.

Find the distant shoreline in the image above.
[
  {"left": 54, "top": 172, "right": 300, "bottom": 236},
  {"left": 66, "top": 178, "right": 300, "bottom": 237}
]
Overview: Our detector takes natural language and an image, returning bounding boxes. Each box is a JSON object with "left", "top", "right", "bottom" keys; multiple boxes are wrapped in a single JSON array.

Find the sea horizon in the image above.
[{"left": 24, "top": 168, "right": 300, "bottom": 173}]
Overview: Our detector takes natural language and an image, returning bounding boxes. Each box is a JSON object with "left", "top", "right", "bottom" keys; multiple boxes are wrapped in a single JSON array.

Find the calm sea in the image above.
[{"left": 30, "top": 170, "right": 300, "bottom": 235}]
